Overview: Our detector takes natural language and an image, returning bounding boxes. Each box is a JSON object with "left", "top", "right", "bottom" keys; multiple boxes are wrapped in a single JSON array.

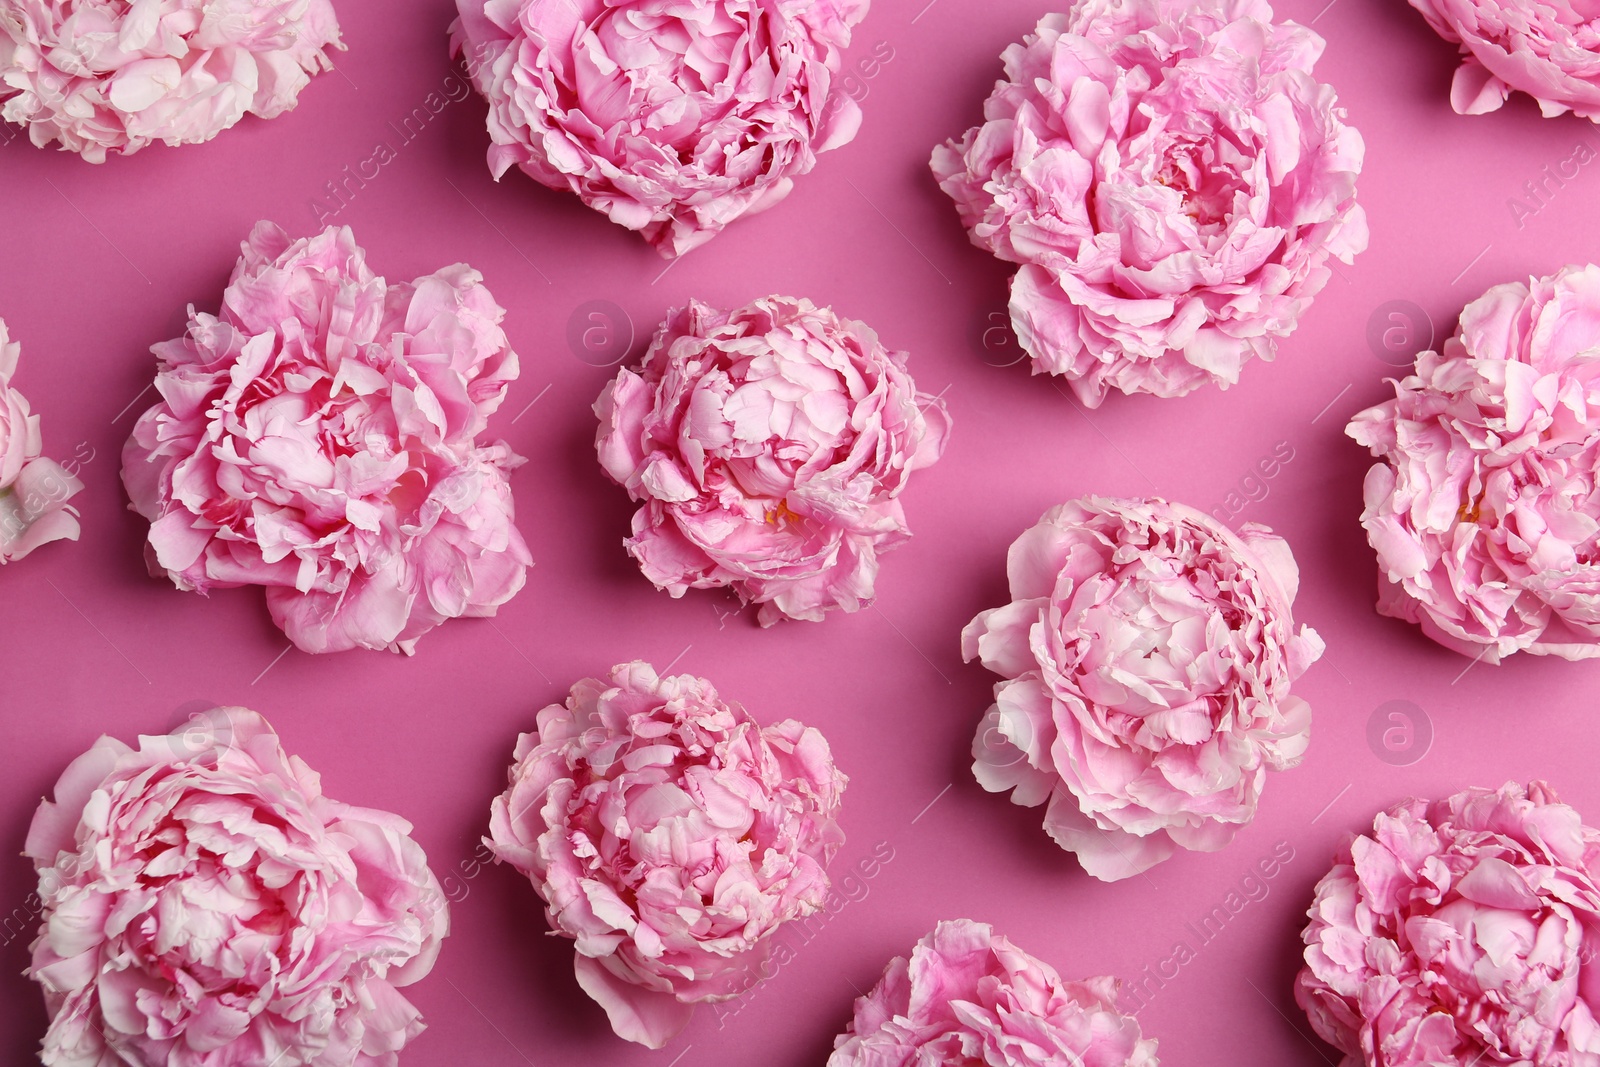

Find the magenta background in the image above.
[{"left": 5, "top": 0, "right": 1600, "bottom": 1062}]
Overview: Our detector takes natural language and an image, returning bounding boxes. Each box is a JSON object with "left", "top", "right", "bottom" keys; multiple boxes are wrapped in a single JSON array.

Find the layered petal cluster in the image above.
[
  {"left": 594, "top": 295, "right": 949, "bottom": 625},
  {"left": 0, "top": 0, "right": 343, "bottom": 162},
  {"left": 25, "top": 707, "right": 449, "bottom": 1067},
  {"left": 487, "top": 661, "right": 846, "bottom": 1048},
  {"left": 1348, "top": 264, "right": 1600, "bottom": 663},
  {"left": 931, "top": 0, "right": 1367, "bottom": 406},
  {"left": 1410, "top": 0, "right": 1600, "bottom": 120},
  {"left": 1297, "top": 781, "right": 1600, "bottom": 1067},
  {"left": 0, "top": 317, "right": 81, "bottom": 562},
  {"left": 449, "top": 0, "right": 868, "bottom": 258},
  {"left": 121, "top": 221, "right": 531, "bottom": 655},
  {"left": 828, "top": 919, "right": 1159, "bottom": 1067},
  {"left": 963, "top": 496, "right": 1323, "bottom": 880}
]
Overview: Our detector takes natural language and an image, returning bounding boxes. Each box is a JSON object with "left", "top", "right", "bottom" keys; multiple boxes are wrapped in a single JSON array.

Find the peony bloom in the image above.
[
  {"left": 0, "top": 0, "right": 343, "bottom": 162},
  {"left": 594, "top": 295, "right": 949, "bottom": 626},
  {"left": 121, "top": 221, "right": 531, "bottom": 655},
  {"left": 1410, "top": 0, "right": 1600, "bottom": 120},
  {"left": 828, "top": 918, "right": 1159, "bottom": 1067},
  {"left": 1297, "top": 781, "right": 1600, "bottom": 1067},
  {"left": 931, "top": 0, "right": 1367, "bottom": 407},
  {"left": 448, "top": 0, "right": 868, "bottom": 258},
  {"left": 0, "top": 318, "right": 81, "bottom": 562},
  {"left": 1348, "top": 264, "right": 1600, "bottom": 663},
  {"left": 963, "top": 496, "right": 1323, "bottom": 881},
  {"left": 25, "top": 707, "right": 449, "bottom": 1067},
  {"left": 487, "top": 661, "right": 846, "bottom": 1048}
]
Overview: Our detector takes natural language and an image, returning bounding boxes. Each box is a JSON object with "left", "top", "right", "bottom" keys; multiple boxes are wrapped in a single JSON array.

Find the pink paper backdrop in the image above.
[{"left": 3, "top": 0, "right": 1599, "bottom": 1062}]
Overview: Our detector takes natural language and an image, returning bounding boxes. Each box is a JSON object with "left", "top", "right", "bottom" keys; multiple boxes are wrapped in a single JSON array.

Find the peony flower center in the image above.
[
  {"left": 764, "top": 498, "right": 806, "bottom": 527},
  {"left": 1154, "top": 134, "right": 1244, "bottom": 229},
  {"left": 1049, "top": 563, "right": 1241, "bottom": 740},
  {"left": 568, "top": 4, "right": 762, "bottom": 158}
]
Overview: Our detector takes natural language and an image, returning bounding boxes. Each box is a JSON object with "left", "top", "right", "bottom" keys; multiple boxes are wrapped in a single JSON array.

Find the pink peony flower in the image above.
[
  {"left": 1348, "top": 265, "right": 1600, "bottom": 664},
  {"left": 1410, "top": 0, "right": 1600, "bottom": 119},
  {"left": 828, "top": 918, "right": 1159, "bottom": 1067},
  {"left": 486, "top": 660, "right": 846, "bottom": 1048},
  {"left": 931, "top": 0, "right": 1367, "bottom": 407},
  {"left": 25, "top": 706, "right": 449, "bottom": 1067},
  {"left": 0, "top": 0, "right": 343, "bottom": 162},
  {"left": 1297, "top": 781, "right": 1600, "bottom": 1067},
  {"left": 448, "top": 0, "right": 868, "bottom": 258},
  {"left": 594, "top": 295, "right": 949, "bottom": 625},
  {"left": 121, "top": 221, "right": 531, "bottom": 655},
  {"left": 0, "top": 317, "right": 82, "bottom": 562},
  {"left": 963, "top": 496, "right": 1323, "bottom": 881}
]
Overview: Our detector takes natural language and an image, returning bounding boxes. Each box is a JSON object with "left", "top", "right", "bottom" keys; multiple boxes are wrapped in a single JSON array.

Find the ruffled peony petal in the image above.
[
  {"left": 1348, "top": 263, "right": 1600, "bottom": 662},
  {"left": 1411, "top": 0, "right": 1600, "bottom": 120},
  {"left": 0, "top": 321, "right": 82, "bottom": 563},
  {"left": 595, "top": 295, "right": 947, "bottom": 625},
  {"left": 829, "top": 919, "right": 1160, "bottom": 1066},
  {"left": 450, "top": 0, "right": 868, "bottom": 256},
  {"left": 1043, "top": 790, "right": 1177, "bottom": 881},
  {"left": 487, "top": 663, "right": 846, "bottom": 1047},
  {"left": 24, "top": 709, "right": 447, "bottom": 1067},
  {"left": 1297, "top": 782, "right": 1600, "bottom": 1067},
  {"left": 573, "top": 954, "right": 697, "bottom": 1050},
  {"left": 965, "top": 495, "right": 1318, "bottom": 879},
  {"left": 1450, "top": 57, "right": 1512, "bottom": 114},
  {"left": 933, "top": 0, "right": 1366, "bottom": 404},
  {"left": 121, "top": 221, "right": 530, "bottom": 654},
  {"left": 0, "top": 0, "right": 342, "bottom": 160}
]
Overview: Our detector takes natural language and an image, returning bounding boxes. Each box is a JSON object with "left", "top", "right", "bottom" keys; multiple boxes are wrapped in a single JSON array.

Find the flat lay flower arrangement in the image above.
[{"left": 7, "top": 0, "right": 1600, "bottom": 1064}]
